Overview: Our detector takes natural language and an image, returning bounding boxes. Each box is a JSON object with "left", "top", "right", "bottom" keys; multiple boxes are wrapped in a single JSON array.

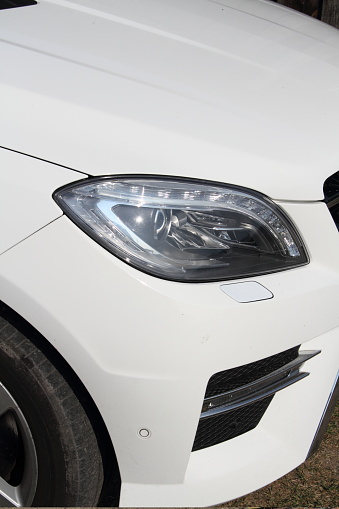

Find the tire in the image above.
[{"left": 0, "top": 315, "right": 104, "bottom": 507}]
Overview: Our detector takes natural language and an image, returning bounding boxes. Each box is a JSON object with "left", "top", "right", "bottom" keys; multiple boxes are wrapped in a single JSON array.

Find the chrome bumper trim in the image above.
[
  {"left": 307, "top": 370, "right": 339, "bottom": 459},
  {"left": 201, "top": 350, "right": 320, "bottom": 419}
]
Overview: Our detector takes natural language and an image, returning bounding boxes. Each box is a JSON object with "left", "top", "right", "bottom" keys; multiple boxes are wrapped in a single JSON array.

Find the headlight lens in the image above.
[{"left": 54, "top": 177, "right": 308, "bottom": 282}]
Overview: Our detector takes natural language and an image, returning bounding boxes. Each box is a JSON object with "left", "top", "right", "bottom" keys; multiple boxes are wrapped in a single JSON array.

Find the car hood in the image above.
[{"left": 1, "top": 0, "right": 339, "bottom": 200}]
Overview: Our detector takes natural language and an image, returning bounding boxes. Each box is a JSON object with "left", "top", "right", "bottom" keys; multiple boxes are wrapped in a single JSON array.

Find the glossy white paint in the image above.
[
  {"left": 0, "top": 148, "right": 83, "bottom": 255},
  {"left": 1, "top": 0, "right": 339, "bottom": 199},
  {"left": 0, "top": 198, "right": 338, "bottom": 505},
  {"left": 120, "top": 330, "right": 338, "bottom": 507},
  {"left": 220, "top": 281, "right": 273, "bottom": 302},
  {"left": 0, "top": 0, "right": 339, "bottom": 506}
]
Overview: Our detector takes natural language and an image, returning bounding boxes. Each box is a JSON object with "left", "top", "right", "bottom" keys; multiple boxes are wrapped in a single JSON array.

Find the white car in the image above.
[{"left": 0, "top": 0, "right": 338, "bottom": 506}]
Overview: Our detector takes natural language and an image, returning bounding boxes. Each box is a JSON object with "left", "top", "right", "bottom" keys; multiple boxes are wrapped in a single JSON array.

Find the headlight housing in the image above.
[{"left": 54, "top": 177, "right": 308, "bottom": 282}]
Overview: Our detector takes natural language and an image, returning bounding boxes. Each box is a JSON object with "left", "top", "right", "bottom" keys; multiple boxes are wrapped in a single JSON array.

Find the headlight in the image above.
[{"left": 54, "top": 177, "right": 308, "bottom": 282}]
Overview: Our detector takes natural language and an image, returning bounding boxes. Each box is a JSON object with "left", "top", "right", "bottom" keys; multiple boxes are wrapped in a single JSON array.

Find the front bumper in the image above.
[
  {"left": 120, "top": 329, "right": 338, "bottom": 506},
  {"left": 0, "top": 199, "right": 338, "bottom": 507}
]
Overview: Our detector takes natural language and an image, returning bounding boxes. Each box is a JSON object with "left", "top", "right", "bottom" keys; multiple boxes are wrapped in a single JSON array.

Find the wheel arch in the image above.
[{"left": 0, "top": 298, "right": 121, "bottom": 506}]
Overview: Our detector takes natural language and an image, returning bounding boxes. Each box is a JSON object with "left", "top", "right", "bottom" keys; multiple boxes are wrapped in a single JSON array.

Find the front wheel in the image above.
[{"left": 0, "top": 315, "right": 104, "bottom": 506}]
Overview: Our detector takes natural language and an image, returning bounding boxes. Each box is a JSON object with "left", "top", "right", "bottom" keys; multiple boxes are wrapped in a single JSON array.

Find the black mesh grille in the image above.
[
  {"left": 0, "top": 0, "right": 36, "bottom": 10},
  {"left": 192, "top": 396, "right": 273, "bottom": 451},
  {"left": 192, "top": 346, "right": 300, "bottom": 451},
  {"left": 205, "top": 345, "right": 300, "bottom": 398},
  {"left": 324, "top": 171, "right": 339, "bottom": 201},
  {"left": 324, "top": 171, "right": 339, "bottom": 231}
]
